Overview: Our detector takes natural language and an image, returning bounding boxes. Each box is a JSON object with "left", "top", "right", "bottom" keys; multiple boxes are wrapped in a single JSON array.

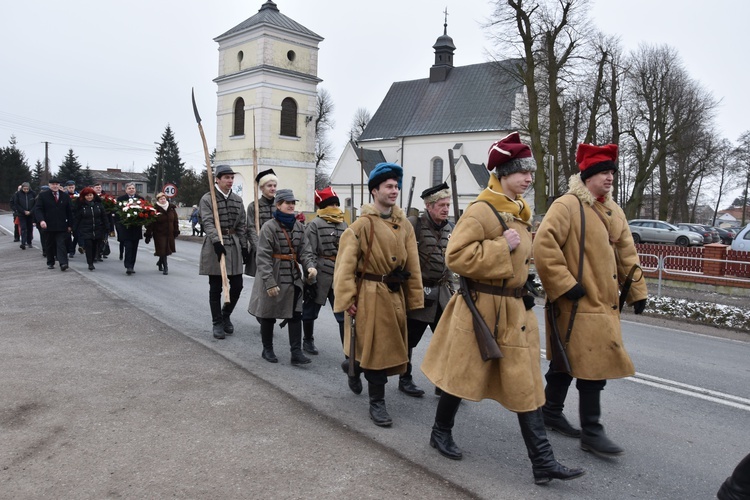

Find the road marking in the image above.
[{"left": 540, "top": 349, "right": 750, "bottom": 412}]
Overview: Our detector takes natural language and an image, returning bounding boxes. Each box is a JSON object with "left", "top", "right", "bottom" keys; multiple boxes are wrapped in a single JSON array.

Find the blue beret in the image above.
[{"left": 368, "top": 162, "right": 403, "bottom": 192}]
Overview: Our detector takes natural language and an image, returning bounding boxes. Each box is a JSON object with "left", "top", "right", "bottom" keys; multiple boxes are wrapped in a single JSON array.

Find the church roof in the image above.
[
  {"left": 349, "top": 142, "right": 387, "bottom": 176},
  {"left": 359, "top": 59, "right": 523, "bottom": 142},
  {"left": 462, "top": 156, "right": 490, "bottom": 187},
  {"left": 215, "top": 1, "right": 323, "bottom": 42}
]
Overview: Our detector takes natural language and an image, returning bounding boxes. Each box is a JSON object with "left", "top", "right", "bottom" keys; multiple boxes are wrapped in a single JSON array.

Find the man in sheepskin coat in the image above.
[{"left": 533, "top": 143, "right": 648, "bottom": 458}]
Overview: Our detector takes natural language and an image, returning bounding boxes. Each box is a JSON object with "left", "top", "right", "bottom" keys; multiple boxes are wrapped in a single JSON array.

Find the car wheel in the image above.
[
  {"left": 632, "top": 233, "right": 641, "bottom": 244},
  {"left": 676, "top": 236, "right": 689, "bottom": 246}
]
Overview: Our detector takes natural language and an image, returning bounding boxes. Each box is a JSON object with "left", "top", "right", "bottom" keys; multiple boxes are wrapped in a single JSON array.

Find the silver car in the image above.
[{"left": 628, "top": 219, "right": 704, "bottom": 246}]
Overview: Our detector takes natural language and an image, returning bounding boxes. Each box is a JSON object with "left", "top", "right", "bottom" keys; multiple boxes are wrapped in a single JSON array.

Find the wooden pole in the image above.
[
  {"left": 448, "top": 148, "right": 461, "bottom": 222},
  {"left": 192, "top": 89, "right": 230, "bottom": 304}
]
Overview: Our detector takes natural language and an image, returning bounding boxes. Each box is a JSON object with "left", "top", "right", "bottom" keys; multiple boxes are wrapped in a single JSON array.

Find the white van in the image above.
[{"left": 731, "top": 225, "right": 750, "bottom": 252}]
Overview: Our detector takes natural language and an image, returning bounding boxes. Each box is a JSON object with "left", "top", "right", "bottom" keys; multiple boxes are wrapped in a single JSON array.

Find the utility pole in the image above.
[{"left": 42, "top": 141, "right": 50, "bottom": 185}]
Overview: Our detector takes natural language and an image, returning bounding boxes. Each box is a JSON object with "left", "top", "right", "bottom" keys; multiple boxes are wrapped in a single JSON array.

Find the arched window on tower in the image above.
[
  {"left": 233, "top": 97, "right": 245, "bottom": 136},
  {"left": 280, "top": 97, "right": 298, "bottom": 137},
  {"left": 431, "top": 157, "right": 444, "bottom": 186}
]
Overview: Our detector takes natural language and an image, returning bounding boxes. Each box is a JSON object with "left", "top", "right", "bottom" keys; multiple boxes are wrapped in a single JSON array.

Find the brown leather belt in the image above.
[
  {"left": 465, "top": 278, "right": 527, "bottom": 298},
  {"left": 272, "top": 253, "right": 297, "bottom": 261},
  {"left": 319, "top": 255, "right": 337, "bottom": 261},
  {"left": 357, "top": 272, "right": 403, "bottom": 284}
]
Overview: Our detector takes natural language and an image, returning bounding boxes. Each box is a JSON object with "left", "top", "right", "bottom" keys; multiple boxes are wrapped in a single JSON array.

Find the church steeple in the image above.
[{"left": 430, "top": 8, "right": 456, "bottom": 83}]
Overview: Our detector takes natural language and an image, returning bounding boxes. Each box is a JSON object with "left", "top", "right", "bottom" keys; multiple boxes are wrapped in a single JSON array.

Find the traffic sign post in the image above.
[{"left": 162, "top": 183, "right": 178, "bottom": 198}]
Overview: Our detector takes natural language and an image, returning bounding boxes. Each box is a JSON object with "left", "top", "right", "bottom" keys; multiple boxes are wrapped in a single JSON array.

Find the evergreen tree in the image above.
[
  {"left": 176, "top": 168, "right": 206, "bottom": 207},
  {"left": 56, "top": 149, "right": 84, "bottom": 186},
  {"left": 31, "top": 160, "right": 44, "bottom": 191},
  {"left": 146, "top": 124, "right": 186, "bottom": 192},
  {"left": 81, "top": 165, "right": 95, "bottom": 188},
  {"left": 0, "top": 135, "right": 32, "bottom": 203}
]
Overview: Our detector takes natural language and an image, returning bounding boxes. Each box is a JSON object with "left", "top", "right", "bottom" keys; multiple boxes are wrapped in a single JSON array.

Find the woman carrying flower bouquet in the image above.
[
  {"left": 144, "top": 192, "right": 179, "bottom": 275},
  {"left": 72, "top": 187, "right": 109, "bottom": 271},
  {"left": 115, "top": 182, "right": 145, "bottom": 275}
]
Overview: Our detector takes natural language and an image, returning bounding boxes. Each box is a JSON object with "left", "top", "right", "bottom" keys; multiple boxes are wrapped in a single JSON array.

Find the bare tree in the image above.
[
  {"left": 705, "top": 139, "right": 735, "bottom": 225},
  {"left": 734, "top": 131, "right": 750, "bottom": 226},
  {"left": 488, "top": 0, "right": 590, "bottom": 212},
  {"left": 314, "top": 88, "right": 335, "bottom": 188},
  {"left": 349, "top": 107, "right": 371, "bottom": 142}
]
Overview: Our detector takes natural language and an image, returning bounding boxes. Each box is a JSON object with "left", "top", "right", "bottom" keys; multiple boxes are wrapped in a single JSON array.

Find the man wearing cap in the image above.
[
  {"left": 248, "top": 188, "right": 317, "bottom": 365},
  {"left": 11, "top": 182, "right": 36, "bottom": 250},
  {"left": 533, "top": 143, "right": 647, "bottom": 458},
  {"left": 301, "top": 187, "right": 347, "bottom": 357},
  {"left": 115, "top": 182, "right": 145, "bottom": 275},
  {"left": 400, "top": 182, "right": 454, "bottom": 398},
  {"left": 245, "top": 168, "right": 278, "bottom": 277},
  {"left": 199, "top": 165, "right": 249, "bottom": 340},
  {"left": 333, "top": 162, "right": 423, "bottom": 427},
  {"left": 33, "top": 178, "right": 73, "bottom": 271},
  {"left": 421, "top": 133, "right": 584, "bottom": 483}
]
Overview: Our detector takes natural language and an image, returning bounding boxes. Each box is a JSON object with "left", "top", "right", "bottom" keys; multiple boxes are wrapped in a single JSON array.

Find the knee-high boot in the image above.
[
  {"left": 221, "top": 295, "right": 239, "bottom": 335},
  {"left": 542, "top": 374, "right": 580, "bottom": 437},
  {"left": 289, "top": 320, "right": 311, "bottom": 365},
  {"left": 579, "top": 388, "right": 623, "bottom": 457},
  {"left": 162, "top": 256, "right": 168, "bottom": 275},
  {"left": 210, "top": 299, "right": 225, "bottom": 339},
  {"left": 718, "top": 453, "right": 750, "bottom": 500},
  {"left": 260, "top": 319, "right": 277, "bottom": 363},
  {"left": 157, "top": 256, "right": 163, "bottom": 271},
  {"left": 368, "top": 382, "right": 392, "bottom": 427},
  {"left": 302, "top": 320, "right": 318, "bottom": 355},
  {"left": 517, "top": 409, "right": 585, "bottom": 484},
  {"left": 430, "top": 392, "right": 463, "bottom": 460}
]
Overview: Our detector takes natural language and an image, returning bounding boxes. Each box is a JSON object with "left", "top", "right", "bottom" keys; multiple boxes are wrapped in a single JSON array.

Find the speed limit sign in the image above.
[{"left": 162, "top": 183, "right": 178, "bottom": 198}]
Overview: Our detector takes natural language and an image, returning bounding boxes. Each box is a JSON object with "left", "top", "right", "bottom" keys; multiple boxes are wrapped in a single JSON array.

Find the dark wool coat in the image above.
[
  {"left": 73, "top": 199, "right": 109, "bottom": 241},
  {"left": 245, "top": 195, "right": 276, "bottom": 276},
  {"left": 247, "top": 218, "right": 315, "bottom": 319},
  {"left": 421, "top": 201, "right": 544, "bottom": 411},
  {"left": 115, "top": 194, "right": 144, "bottom": 241},
  {"left": 533, "top": 175, "right": 648, "bottom": 381},
  {"left": 198, "top": 189, "right": 247, "bottom": 276},
  {"left": 333, "top": 204, "right": 424, "bottom": 374},
  {"left": 406, "top": 213, "right": 454, "bottom": 324},
  {"left": 33, "top": 190, "right": 73, "bottom": 231},
  {"left": 144, "top": 203, "right": 179, "bottom": 257},
  {"left": 305, "top": 216, "right": 347, "bottom": 306}
]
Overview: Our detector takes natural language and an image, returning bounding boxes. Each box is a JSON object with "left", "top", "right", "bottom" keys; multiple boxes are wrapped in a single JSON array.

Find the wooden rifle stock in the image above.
[
  {"left": 458, "top": 276, "right": 502, "bottom": 361},
  {"left": 545, "top": 300, "right": 572, "bottom": 374},
  {"left": 348, "top": 316, "right": 356, "bottom": 377}
]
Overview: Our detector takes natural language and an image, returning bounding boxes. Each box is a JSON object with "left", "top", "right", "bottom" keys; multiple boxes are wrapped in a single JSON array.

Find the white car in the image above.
[{"left": 731, "top": 225, "right": 750, "bottom": 252}]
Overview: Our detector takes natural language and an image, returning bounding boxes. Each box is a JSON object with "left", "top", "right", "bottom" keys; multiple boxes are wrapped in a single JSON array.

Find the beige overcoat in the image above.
[
  {"left": 532, "top": 175, "right": 648, "bottom": 380},
  {"left": 333, "top": 204, "right": 423, "bottom": 375},
  {"left": 421, "top": 201, "right": 545, "bottom": 412}
]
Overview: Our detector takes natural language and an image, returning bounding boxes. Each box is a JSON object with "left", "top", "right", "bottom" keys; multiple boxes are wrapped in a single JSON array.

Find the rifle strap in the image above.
[{"left": 564, "top": 195, "right": 585, "bottom": 347}]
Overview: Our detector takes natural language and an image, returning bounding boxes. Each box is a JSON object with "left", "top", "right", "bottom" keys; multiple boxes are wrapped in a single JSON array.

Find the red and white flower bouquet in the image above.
[{"left": 116, "top": 198, "right": 159, "bottom": 228}]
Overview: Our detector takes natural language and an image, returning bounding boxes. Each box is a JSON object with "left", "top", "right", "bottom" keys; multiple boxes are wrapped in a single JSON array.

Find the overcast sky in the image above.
[{"left": 1, "top": 0, "right": 748, "bottom": 186}]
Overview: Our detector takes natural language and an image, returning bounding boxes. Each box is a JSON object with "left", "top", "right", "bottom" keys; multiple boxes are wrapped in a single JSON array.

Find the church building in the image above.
[
  {"left": 213, "top": 1, "right": 322, "bottom": 210},
  {"left": 329, "top": 18, "right": 528, "bottom": 214}
]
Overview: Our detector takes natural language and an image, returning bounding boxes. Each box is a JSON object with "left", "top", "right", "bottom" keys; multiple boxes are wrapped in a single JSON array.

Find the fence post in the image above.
[{"left": 703, "top": 243, "right": 728, "bottom": 277}]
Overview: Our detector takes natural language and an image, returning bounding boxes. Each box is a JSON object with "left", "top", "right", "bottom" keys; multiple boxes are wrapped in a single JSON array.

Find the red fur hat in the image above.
[
  {"left": 314, "top": 186, "right": 340, "bottom": 208},
  {"left": 487, "top": 132, "right": 536, "bottom": 176},
  {"left": 576, "top": 143, "right": 618, "bottom": 181}
]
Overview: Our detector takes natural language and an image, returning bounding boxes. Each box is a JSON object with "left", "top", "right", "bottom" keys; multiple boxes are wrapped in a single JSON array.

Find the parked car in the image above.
[
  {"left": 731, "top": 225, "right": 750, "bottom": 252},
  {"left": 628, "top": 219, "right": 704, "bottom": 246},
  {"left": 714, "top": 227, "right": 736, "bottom": 245},
  {"left": 695, "top": 224, "right": 720, "bottom": 243},
  {"left": 676, "top": 223, "right": 713, "bottom": 245}
]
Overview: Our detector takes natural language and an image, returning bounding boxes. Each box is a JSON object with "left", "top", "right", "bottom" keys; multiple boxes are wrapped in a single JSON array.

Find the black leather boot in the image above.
[
  {"left": 340, "top": 359, "right": 363, "bottom": 395},
  {"left": 579, "top": 389, "right": 623, "bottom": 457},
  {"left": 368, "top": 383, "right": 392, "bottom": 427},
  {"left": 162, "top": 256, "right": 168, "bottom": 275},
  {"left": 222, "top": 301, "right": 236, "bottom": 335},
  {"left": 260, "top": 319, "right": 277, "bottom": 363},
  {"left": 718, "top": 453, "right": 750, "bottom": 500},
  {"left": 157, "top": 257, "right": 163, "bottom": 272},
  {"left": 289, "top": 321, "right": 311, "bottom": 365},
  {"left": 430, "top": 392, "right": 463, "bottom": 460},
  {"left": 210, "top": 299, "right": 225, "bottom": 339},
  {"left": 399, "top": 376, "right": 425, "bottom": 397},
  {"left": 302, "top": 320, "right": 318, "bottom": 355},
  {"left": 542, "top": 377, "right": 581, "bottom": 437},
  {"left": 517, "top": 409, "right": 585, "bottom": 484}
]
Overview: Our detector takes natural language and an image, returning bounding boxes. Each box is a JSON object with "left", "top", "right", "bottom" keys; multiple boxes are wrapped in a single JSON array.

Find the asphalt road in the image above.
[{"left": 1, "top": 213, "right": 746, "bottom": 499}]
